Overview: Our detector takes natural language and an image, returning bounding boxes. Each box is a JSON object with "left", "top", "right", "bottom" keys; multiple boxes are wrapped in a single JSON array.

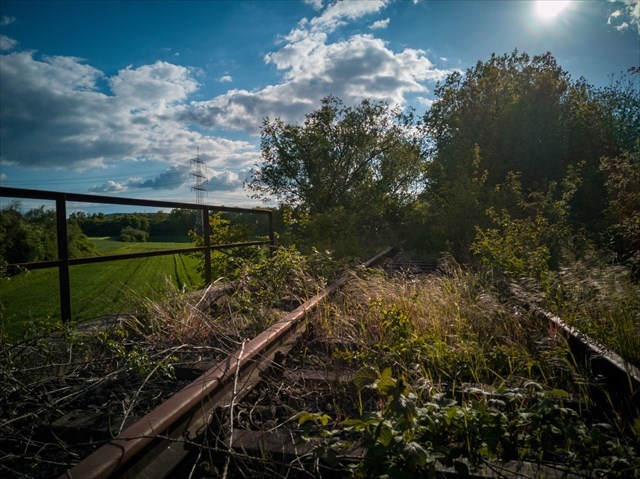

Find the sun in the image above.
[{"left": 535, "top": 0, "right": 571, "bottom": 20}]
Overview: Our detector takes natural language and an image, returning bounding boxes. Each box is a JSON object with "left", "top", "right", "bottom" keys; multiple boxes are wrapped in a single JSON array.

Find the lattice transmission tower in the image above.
[{"left": 190, "top": 147, "right": 208, "bottom": 236}]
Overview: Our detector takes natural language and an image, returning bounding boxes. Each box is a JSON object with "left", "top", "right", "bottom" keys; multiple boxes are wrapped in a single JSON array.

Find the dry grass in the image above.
[{"left": 312, "top": 259, "right": 579, "bottom": 390}]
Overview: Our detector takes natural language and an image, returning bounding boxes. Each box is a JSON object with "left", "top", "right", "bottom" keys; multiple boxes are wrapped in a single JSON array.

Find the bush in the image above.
[{"left": 119, "top": 227, "right": 149, "bottom": 242}]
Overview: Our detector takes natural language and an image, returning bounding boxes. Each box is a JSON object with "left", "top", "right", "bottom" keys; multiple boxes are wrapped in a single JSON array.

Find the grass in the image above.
[
  {"left": 0, "top": 238, "right": 203, "bottom": 341},
  {"left": 313, "top": 260, "right": 581, "bottom": 393},
  {"left": 301, "top": 261, "right": 640, "bottom": 477}
]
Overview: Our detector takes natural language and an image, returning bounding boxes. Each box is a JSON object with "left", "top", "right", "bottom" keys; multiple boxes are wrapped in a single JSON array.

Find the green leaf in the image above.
[
  {"left": 544, "top": 388, "right": 570, "bottom": 399},
  {"left": 377, "top": 367, "right": 397, "bottom": 395},
  {"left": 403, "top": 441, "right": 428, "bottom": 468},
  {"left": 354, "top": 366, "right": 378, "bottom": 389},
  {"left": 377, "top": 424, "right": 394, "bottom": 447}
]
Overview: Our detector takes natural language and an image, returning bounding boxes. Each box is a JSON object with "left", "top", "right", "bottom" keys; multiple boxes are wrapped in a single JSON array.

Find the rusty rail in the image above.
[
  {"left": 530, "top": 306, "right": 640, "bottom": 421},
  {"left": 59, "top": 246, "right": 396, "bottom": 479},
  {"left": 0, "top": 186, "right": 274, "bottom": 323}
]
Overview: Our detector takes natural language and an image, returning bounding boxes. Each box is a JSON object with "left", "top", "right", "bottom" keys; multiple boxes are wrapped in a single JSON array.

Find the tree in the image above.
[
  {"left": 0, "top": 204, "right": 96, "bottom": 272},
  {"left": 247, "top": 96, "right": 427, "bottom": 253},
  {"left": 423, "top": 51, "right": 639, "bottom": 256},
  {"left": 600, "top": 148, "right": 640, "bottom": 273}
]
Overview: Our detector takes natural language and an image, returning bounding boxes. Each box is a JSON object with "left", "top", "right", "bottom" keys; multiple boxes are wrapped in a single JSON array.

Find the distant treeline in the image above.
[
  {"left": 0, "top": 204, "right": 271, "bottom": 270},
  {"left": 70, "top": 209, "right": 269, "bottom": 242},
  {"left": 70, "top": 209, "right": 196, "bottom": 242},
  {"left": 0, "top": 204, "right": 96, "bottom": 265}
]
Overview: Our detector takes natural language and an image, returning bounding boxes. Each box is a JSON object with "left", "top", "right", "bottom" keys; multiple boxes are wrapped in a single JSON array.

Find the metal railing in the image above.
[{"left": 0, "top": 186, "right": 275, "bottom": 322}]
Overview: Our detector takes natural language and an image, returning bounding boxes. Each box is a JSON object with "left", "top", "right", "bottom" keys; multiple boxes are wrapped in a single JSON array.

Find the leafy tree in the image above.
[
  {"left": 248, "top": 95, "right": 427, "bottom": 253},
  {"left": 424, "top": 51, "right": 639, "bottom": 256},
  {"left": 119, "top": 226, "right": 149, "bottom": 242},
  {"left": 0, "top": 203, "right": 96, "bottom": 272}
]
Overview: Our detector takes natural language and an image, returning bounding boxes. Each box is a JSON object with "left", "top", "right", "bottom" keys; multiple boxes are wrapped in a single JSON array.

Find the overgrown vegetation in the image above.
[
  {"left": 0, "top": 245, "right": 333, "bottom": 478},
  {"left": 298, "top": 264, "right": 639, "bottom": 477},
  {"left": 2, "top": 49, "right": 638, "bottom": 478}
]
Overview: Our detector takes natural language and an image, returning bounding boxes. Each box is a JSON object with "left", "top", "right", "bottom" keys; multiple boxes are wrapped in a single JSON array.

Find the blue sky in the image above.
[{"left": 1, "top": 0, "right": 638, "bottom": 213}]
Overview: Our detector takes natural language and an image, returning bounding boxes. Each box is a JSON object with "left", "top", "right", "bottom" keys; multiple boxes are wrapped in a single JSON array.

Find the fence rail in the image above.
[{"left": 0, "top": 186, "right": 275, "bottom": 323}]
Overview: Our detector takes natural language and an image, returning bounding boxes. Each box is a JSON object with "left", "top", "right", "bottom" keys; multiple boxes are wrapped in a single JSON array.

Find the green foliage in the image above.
[
  {"left": 232, "top": 246, "right": 336, "bottom": 314},
  {"left": 119, "top": 226, "right": 149, "bottom": 242},
  {"left": 471, "top": 170, "right": 578, "bottom": 283},
  {"left": 250, "top": 95, "right": 426, "bottom": 255},
  {"left": 423, "top": 51, "right": 639, "bottom": 257},
  {"left": 189, "top": 212, "right": 260, "bottom": 280},
  {"left": 600, "top": 148, "right": 640, "bottom": 272},
  {"left": 0, "top": 203, "right": 97, "bottom": 273},
  {"left": 299, "top": 368, "right": 640, "bottom": 478}
]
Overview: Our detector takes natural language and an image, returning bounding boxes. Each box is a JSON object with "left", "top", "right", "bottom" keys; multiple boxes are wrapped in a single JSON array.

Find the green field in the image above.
[{"left": 0, "top": 238, "right": 204, "bottom": 340}]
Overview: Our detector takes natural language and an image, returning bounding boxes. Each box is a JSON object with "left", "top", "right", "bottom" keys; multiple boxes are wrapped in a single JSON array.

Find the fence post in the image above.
[
  {"left": 267, "top": 210, "right": 275, "bottom": 257},
  {"left": 203, "top": 206, "right": 212, "bottom": 284},
  {"left": 56, "top": 194, "right": 72, "bottom": 322}
]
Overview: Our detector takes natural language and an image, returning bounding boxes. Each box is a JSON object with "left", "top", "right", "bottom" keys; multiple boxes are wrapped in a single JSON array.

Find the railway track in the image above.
[
  {"left": 2, "top": 246, "right": 637, "bottom": 478},
  {"left": 58, "top": 247, "right": 396, "bottom": 479}
]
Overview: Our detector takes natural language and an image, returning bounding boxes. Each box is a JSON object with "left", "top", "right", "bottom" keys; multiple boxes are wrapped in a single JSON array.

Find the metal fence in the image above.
[{"left": 0, "top": 186, "right": 275, "bottom": 322}]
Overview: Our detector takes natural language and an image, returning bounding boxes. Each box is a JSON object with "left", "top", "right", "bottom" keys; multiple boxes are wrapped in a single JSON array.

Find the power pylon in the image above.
[{"left": 190, "top": 147, "right": 207, "bottom": 236}]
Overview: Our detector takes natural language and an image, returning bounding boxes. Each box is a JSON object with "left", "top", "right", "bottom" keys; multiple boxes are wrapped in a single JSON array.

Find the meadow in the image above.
[{"left": 0, "top": 238, "right": 203, "bottom": 340}]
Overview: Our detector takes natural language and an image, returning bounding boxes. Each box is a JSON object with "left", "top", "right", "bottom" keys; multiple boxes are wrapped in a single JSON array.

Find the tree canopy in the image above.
[
  {"left": 423, "top": 51, "right": 640, "bottom": 258},
  {"left": 248, "top": 95, "right": 426, "bottom": 215}
]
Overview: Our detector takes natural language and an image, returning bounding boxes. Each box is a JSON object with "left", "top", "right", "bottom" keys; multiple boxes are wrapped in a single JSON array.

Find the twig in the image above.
[{"left": 222, "top": 339, "right": 246, "bottom": 479}]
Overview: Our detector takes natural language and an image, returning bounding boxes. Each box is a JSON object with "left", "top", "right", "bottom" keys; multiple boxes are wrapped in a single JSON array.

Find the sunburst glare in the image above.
[{"left": 535, "top": 0, "right": 572, "bottom": 20}]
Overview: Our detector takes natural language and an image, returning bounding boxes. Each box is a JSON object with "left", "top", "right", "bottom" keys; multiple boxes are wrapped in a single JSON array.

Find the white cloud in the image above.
[
  {"left": 0, "top": 35, "right": 17, "bottom": 51},
  {"left": 124, "top": 164, "right": 190, "bottom": 190},
  {"left": 0, "top": 172, "right": 7, "bottom": 181},
  {"left": 0, "top": 16, "right": 16, "bottom": 26},
  {"left": 0, "top": 51, "right": 260, "bottom": 171},
  {"left": 608, "top": 0, "right": 640, "bottom": 33},
  {"left": 109, "top": 61, "right": 199, "bottom": 110},
  {"left": 88, "top": 179, "right": 128, "bottom": 193},
  {"left": 415, "top": 96, "right": 434, "bottom": 108},
  {"left": 370, "top": 18, "right": 390, "bottom": 30},
  {"left": 219, "top": 74, "right": 233, "bottom": 82},
  {"left": 303, "top": 0, "right": 323, "bottom": 11},
  {"left": 309, "top": 0, "right": 388, "bottom": 33},
  {"left": 184, "top": 2, "right": 450, "bottom": 134},
  {"left": 207, "top": 169, "right": 245, "bottom": 191},
  {"left": 88, "top": 166, "right": 246, "bottom": 194}
]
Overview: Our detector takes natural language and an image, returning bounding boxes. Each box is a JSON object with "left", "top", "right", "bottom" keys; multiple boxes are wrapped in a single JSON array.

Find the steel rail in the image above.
[
  {"left": 60, "top": 246, "right": 396, "bottom": 479},
  {"left": 530, "top": 305, "right": 640, "bottom": 420}
]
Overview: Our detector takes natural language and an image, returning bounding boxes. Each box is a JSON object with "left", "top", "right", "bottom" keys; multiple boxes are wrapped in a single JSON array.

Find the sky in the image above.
[{"left": 0, "top": 0, "right": 638, "bottom": 214}]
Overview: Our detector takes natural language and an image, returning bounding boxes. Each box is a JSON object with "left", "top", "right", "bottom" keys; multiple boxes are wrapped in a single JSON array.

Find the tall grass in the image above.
[
  {"left": 312, "top": 259, "right": 579, "bottom": 391},
  {"left": 547, "top": 251, "right": 640, "bottom": 368}
]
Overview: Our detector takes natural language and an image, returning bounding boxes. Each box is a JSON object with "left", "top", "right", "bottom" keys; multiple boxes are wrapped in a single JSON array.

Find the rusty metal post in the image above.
[
  {"left": 55, "top": 194, "right": 72, "bottom": 322},
  {"left": 202, "top": 206, "right": 212, "bottom": 284}
]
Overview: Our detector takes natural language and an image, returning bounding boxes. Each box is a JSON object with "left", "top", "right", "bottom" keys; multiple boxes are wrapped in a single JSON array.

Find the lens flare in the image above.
[{"left": 535, "top": 0, "right": 571, "bottom": 20}]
